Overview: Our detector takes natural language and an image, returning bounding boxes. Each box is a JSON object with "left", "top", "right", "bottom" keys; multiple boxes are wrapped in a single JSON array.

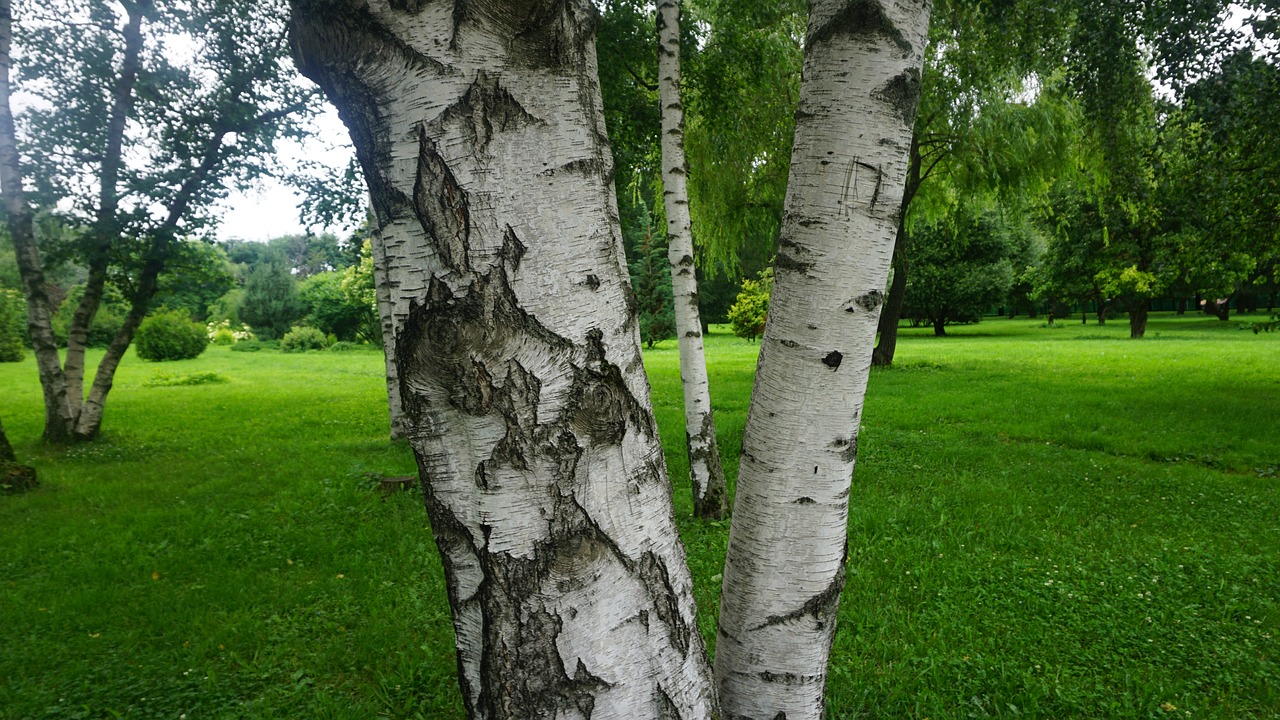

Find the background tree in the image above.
[
  {"left": 0, "top": 286, "right": 21, "bottom": 361},
  {"left": 2, "top": 0, "right": 316, "bottom": 440},
  {"left": 658, "top": 0, "right": 727, "bottom": 520},
  {"left": 627, "top": 197, "right": 676, "bottom": 348},
  {"left": 239, "top": 255, "right": 303, "bottom": 340},
  {"left": 726, "top": 266, "right": 771, "bottom": 341},
  {"left": 903, "top": 208, "right": 1017, "bottom": 336}
]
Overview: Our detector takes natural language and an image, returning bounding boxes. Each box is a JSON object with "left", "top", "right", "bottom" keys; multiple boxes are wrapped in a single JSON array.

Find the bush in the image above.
[
  {"left": 239, "top": 260, "right": 303, "bottom": 340},
  {"left": 134, "top": 310, "right": 209, "bottom": 362},
  {"left": 0, "top": 289, "right": 25, "bottom": 362},
  {"left": 326, "top": 340, "right": 363, "bottom": 352},
  {"left": 280, "top": 326, "right": 329, "bottom": 353},
  {"left": 728, "top": 268, "right": 773, "bottom": 341}
]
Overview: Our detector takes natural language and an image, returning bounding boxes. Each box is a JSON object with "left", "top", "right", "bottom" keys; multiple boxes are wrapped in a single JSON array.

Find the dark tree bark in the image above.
[
  {"left": 1129, "top": 300, "right": 1150, "bottom": 338},
  {"left": 871, "top": 132, "right": 921, "bottom": 367}
]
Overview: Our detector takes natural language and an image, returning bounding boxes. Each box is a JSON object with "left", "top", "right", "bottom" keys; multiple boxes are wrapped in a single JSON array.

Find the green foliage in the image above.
[
  {"left": 151, "top": 241, "right": 237, "bottom": 321},
  {"left": 52, "top": 284, "right": 128, "bottom": 348},
  {"left": 239, "top": 259, "right": 304, "bottom": 340},
  {"left": 228, "top": 339, "right": 278, "bottom": 353},
  {"left": 298, "top": 240, "right": 379, "bottom": 344},
  {"left": 727, "top": 267, "right": 773, "bottom": 341},
  {"left": 626, "top": 199, "right": 675, "bottom": 348},
  {"left": 280, "top": 326, "right": 330, "bottom": 353},
  {"left": 134, "top": 310, "right": 209, "bottom": 362},
  {"left": 0, "top": 289, "right": 25, "bottom": 362},
  {"left": 904, "top": 209, "right": 1016, "bottom": 334},
  {"left": 144, "top": 372, "right": 227, "bottom": 387}
]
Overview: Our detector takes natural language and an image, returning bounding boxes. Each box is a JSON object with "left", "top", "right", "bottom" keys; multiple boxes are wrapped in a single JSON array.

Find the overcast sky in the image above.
[{"left": 213, "top": 104, "right": 357, "bottom": 242}]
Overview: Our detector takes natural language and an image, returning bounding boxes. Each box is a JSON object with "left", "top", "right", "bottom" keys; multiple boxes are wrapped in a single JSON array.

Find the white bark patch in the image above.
[
  {"left": 713, "top": 0, "right": 931, "bottom": 718},
  {"left": 290, "top": 1, "right": 716, "bottom": 717}
]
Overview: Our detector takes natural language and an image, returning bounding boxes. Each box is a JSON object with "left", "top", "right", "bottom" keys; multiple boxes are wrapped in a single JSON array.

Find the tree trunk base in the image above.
[{"left": 1, "top": 461, "right": 37, "bottom": 494}]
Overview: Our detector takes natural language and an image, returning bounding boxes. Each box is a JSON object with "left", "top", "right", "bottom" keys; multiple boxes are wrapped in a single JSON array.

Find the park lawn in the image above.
[{"left": 1, "top": 312, "right": 1277, "bottom": 719}]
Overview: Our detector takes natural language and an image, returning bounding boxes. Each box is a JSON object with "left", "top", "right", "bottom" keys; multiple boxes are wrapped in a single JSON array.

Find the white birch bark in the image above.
[
  {"left": 290, "top": 2, "right": 715, "bottom": 717},
  {"left": 657, "top": 0, "right": 726, "bottom": 520},
  {"left": 713, "top": 1, "right": 931, "bottom": 718},
  {"left": 367, "top": 203, "right": 408, "bottom": 440}
]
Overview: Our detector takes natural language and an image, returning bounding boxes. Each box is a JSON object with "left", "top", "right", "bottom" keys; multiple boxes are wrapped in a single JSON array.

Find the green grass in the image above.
[{"left": 1, "top": 313, "right": 1277, "bottom": 719}]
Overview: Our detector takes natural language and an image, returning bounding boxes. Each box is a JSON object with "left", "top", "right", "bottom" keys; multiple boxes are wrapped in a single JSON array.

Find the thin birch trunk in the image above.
[
  {"left": 367, "top": 205, "right": 407, "bottom": 441},
  {"left": 871, "top": 132, "right": 920, "bottom": 368},
  {"left": 0, "top": 0, "right": 73, "bottom": 442},
  {"left": 290, "top": 2, "right": 716, "bottom": 717},
  {"left": 657, "top": 0, "right": 726, "bottom": 520},
  {"left": 714, "top": 1, "right": 931, "bottom": 717}
]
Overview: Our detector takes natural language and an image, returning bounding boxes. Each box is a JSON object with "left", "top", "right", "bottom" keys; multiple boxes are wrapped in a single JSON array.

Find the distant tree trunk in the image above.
[
  {"left": 1177, "top": 297, "right": 1186, "bottom": 315},
  {"left": 1129, "top": 300, "right": 1149, "bottom": 338},
  {"left": 290, "top": 2, "right": 716, "bottom": 717},
  {"left": 932, "top": 318, "right": 946, "bottom": 336},
  {"left": 658, "top": 0, "right": 726, "bottom": 520},
  {"left": 1097, "top": 300, "right": 1108, "bottom": 325},
  {"left": 871, "top": 132, "right": 920, "bottom": 367},
  {"left": 714, "top": 1, "right": 931, "bottom": 718},
  {"left": 367, "top": 207, "right": 407, "bottom": 441}
]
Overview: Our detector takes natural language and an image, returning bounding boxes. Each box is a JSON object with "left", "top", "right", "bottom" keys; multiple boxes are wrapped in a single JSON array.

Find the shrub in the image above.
[
  {"left": 144, "top": 371, "right": 227, "bottom": 387},
  {"left": 280, "top": 325, "right": 329, "bottom": 353},
  {"left": 205, "top": 319, "right": 254, "bottom": 345},
  {"left": 0, "top": 289, "right": 25, "bottom": 362},
  {"left": 229, "top": 339, "right": 278, "bottom": 353},
  {"left": 327, "top": 340, "right": 362, "bottom": 352},
  {"left": 728, "top": 268, "right": 773, "bottom": 341},
  {"left": 135, "top": 310, "right": 209, "bottom": 362}
]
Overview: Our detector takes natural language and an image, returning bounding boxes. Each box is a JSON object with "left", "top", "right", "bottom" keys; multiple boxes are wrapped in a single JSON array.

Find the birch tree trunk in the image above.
[
  {"left": 367, "top": 206, "right": 408, "bottom": 440},
  {"left": 290, "top": 2, "right": 715, "bottom": 717},
  {"left": 657, "top": 0, "right": 726, "bottom": 520},
  {"left": 0, "top": 0, "right": 73, "bottom": 442},
  {"left": 713, "top": 1, "right": 931, "bottom": 717}
]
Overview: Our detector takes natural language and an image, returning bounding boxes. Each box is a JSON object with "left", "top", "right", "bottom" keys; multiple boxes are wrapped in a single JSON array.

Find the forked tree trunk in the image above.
[
  {"left": 657, "top": 0, "right": 726, "bottom": 520},
  {"left": 290, "top": 2, "right": 715, "bottom": 717},
  {"left": 714, "top": 1, "right": 931, "bottom": 718},
  {"left": 367, "top": 206, "right": 407, "bottom": 441}
]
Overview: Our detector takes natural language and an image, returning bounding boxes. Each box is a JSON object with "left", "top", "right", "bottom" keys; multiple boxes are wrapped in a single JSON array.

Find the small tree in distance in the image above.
[
  {"left": 727, "top": 267, "right": 772, "bottom": 341},
  {"left": 627, "top": 199, "right": 676, "bottom": 348},
  {"left": 904, "top": 209, "right": 1015, "bottom": 335},
  {"left": 239, "top": 258, "right": 303, "bottom": 340}
]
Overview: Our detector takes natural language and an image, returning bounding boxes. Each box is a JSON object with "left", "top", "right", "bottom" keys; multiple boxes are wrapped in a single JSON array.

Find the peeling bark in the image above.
[
  {"left": 657, "top": 0, "right": 726, "bottom": 521},
  {"left": 290, "top": 2, "right": 715, "bottom": 716},
  {"left": 713, "top": 1, "right": 931, "bottom": 718}
]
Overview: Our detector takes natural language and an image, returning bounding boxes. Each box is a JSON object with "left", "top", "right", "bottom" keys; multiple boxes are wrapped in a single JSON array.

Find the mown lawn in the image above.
[{"left": 1, "top": 313, "right": 1277, "bottom": 719}]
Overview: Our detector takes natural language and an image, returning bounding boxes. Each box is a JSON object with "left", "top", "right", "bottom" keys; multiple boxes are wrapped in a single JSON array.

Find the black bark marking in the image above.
[
  {"left": 751, "top": 547, "right": 848, "bottom": 633},
  {"left": 853, "top": 290, "right": 884, "bottom": 312},
  {"left": 657, "top": 685, "right": 683, "bottom": 720},
  {"left": 830, "top": 435, "right": 858, "bottom": 463},
  {"left": 539, "top": 157, "right": 606, "bottom": 178},
  {"left": 413, "top": 126, "right": 471, "bottom": 274},
  {"left": 822, "top": 351, "right": 843, "bottom": 370},
  {"left": 774, "top": 713, "right": 788, "bottom": 720},
  {"left": 810, "top": 0, "right": 913, "bottom": 55},
  {"left": 684, "top": 330, "right": 700, "bottom": 338},
  {"left": 774, "top": 252, "right": 812, "bottom": 275},
  {"left": 434, "top": 71, "right": 543, "bottom": 157},
  {"left": 639, "top": 551, "right": 692, "bottom": 657},
  {"left": 873, "top": 68, "right": 922, "bottom": 126},
  {"left": 759, "top": 670, "right": 823, "bottom": 685},
  {"left": 794, "top": 496, "right": 816, "bottom": 505},
  {"left": 387, "top": 0, "right": 428, "bottom": 13},
  {"left": 584, "top": 274, "right": 600, "bottom": 290}
]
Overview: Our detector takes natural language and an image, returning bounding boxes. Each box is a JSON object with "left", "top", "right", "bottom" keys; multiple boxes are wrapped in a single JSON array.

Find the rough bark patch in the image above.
[
  {"left": 412, "top": 127, "right": 472, "bottom": 275},
  {"left": 873, "top": 68, "right": 922, "bottom": 126},
  {"left": 435, "top": 71, "right": 544, "bottom": 157},
  {"left": 848, "top": 290, "right": 884, "bottom": 313},
  {"left": 810, "top": 0, "right": 913, "bottom": 54},
  {"left": 750, "top": 550, "right": 848, "bottom": 633}
]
